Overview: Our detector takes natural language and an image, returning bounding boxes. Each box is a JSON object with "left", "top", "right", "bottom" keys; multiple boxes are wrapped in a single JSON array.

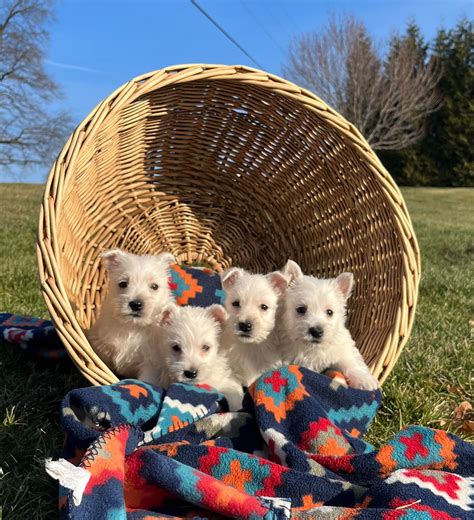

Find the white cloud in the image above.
[{"left": 45, "top": 60, "right": 105, "bottom": 74}]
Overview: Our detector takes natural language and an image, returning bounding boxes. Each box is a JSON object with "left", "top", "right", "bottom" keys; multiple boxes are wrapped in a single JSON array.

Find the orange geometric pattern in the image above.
[
  {"left": 170, "top": 264, "right": 203, "bottom": 305},
  {"left": 292, "top": 494, "right": 324, "bottom": 511},
  {"left": 376, "top": 427, "right": 458, "bottom": 478},
  {"left": 299, "top": 417, "right": 351, "bottom": 456},
  {"left": 221, "top": 459, "right": 253, "bottom": 492},
  {"left": 120, "top": 384, "right": 148, "bottom": 399},
  {"left": 151, "top": 441, "right": 190, "bottom": 458},
  {"left": 376, "top": 444, "right": 398, "bottom": 478},
  {"left": 434, "top": 430, "right": 457, "bottom": 471},
  {"left": 249, "top": 365, "right": 309, "bottom": 423}
]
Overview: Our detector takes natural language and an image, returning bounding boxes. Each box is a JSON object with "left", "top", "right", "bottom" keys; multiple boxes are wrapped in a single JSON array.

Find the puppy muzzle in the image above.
[
  {"left": 308, "top": 326, "right": 324, "bottom": 342},
  {"left": 183, "top": 368, "right": 198, "bottom": 380}
]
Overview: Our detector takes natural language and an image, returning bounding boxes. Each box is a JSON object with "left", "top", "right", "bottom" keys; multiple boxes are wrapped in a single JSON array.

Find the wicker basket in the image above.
[{"left": 37, "top": 64, "right": 420, "bottom": 387}]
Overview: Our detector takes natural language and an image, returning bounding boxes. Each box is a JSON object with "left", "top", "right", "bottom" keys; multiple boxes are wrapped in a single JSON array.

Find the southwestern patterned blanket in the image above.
[{"left": 50, "top": 368, "right": 474, "bottom": 519}]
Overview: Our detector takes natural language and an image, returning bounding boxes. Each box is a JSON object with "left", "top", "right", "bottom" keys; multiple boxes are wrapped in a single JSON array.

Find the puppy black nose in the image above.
[
  {"left": 129, "top": 300, "right": 143, "bottom": 312},
  {"left": 309, "top": 326, "right": 324, "bottom": 339},
  {"left": 183, "top": 369, "right": 198, "bottom": 379},
  {"left": 238, "top": 321, "right": 252, "bottom": 332}
]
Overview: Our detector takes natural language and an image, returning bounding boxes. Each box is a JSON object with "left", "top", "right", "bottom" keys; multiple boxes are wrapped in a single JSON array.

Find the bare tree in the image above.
[
  {"left": 283, "top": 15, "right": 441, "bottom": 151},
  {"left": 0, "top": 0, "right": 71, "bottom": 172}
]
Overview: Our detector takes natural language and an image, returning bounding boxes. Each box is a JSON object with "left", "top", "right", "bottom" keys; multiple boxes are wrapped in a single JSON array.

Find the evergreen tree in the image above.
[
  {"left": 424, "top": 19, "right": 473, "bottom": 186},
  {"left": 382, "top": 19, "right": 474, "bottom": 186},
  {"left": 379, "top": 22, "right": 439, "bottom": 185}
]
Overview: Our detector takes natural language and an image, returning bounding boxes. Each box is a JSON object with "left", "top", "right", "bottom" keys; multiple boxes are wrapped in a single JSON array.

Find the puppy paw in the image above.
[
  {"left": 225, "top": 391, "right": 244, "bottom": 411},
  {"left": 347, "top": 372, "right": 379, "bottom": 390}
]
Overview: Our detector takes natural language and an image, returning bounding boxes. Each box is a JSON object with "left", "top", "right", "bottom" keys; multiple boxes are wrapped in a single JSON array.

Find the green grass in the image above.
[
  {"left": 0, "top": 184, "right": 473, "bottom": 518},
  {"left": 0, "top": 184, "right": 84, "bottom": 518},
  {"left": 368, "top": 188, "right": 474, "bottom": 442}
]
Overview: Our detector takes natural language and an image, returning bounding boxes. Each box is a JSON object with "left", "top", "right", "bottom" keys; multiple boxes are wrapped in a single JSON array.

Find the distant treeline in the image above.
[
  {"left": 284, "top": 17, "right": 473, "bottom": 187},
  {"left": 379, "top": 19, "right": 473, "bottom": 187}
]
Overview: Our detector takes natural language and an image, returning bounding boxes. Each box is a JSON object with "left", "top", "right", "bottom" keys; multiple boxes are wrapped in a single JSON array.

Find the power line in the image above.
[
  {"left": 190, "top": 0, "right": 264, "bottom": 69},
  {"left": 278, "top": 2, "right": 300, "bottom": 36},
  {"left": 239, "top": 0, "right": 286, "bottom": 55},
  {"left": 261, "top": 0, "right": 294, "bottom": 43}
]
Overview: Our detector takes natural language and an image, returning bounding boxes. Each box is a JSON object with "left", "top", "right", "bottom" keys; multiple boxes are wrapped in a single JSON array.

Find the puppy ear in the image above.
[
  {"left": 267, "top": 271, "right": 288, "bottom": 296},
  {"left": 101, "top": 249, "right": 125, "bottom": 270},
  {"left": 207, "top": 304, "right": 228, "bottom": 328},
  {"left": 156, "top": 252, "right": 176, "bottom": 265},
  {"left": 221, "top": 267, "right": 242, "bottom": 289},
  {"left": 336, "top": 272, "right": 354, "bottom": 300},
  {"left": 160, "top": 302, "right": 179, "bottom": 327},
  {"left": 282, "top": 259, "right": 303, "bottom": 283}
]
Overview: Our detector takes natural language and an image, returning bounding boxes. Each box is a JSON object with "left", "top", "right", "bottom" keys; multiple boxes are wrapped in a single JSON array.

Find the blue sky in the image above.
[{"left": 4, "top": 0, "right": 472, "bottom": 183}]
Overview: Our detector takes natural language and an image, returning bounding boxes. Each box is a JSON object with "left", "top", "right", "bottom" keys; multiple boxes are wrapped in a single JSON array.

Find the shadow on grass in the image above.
[{"left": 0, "top": 345, "right": 84, "bottom": 518}]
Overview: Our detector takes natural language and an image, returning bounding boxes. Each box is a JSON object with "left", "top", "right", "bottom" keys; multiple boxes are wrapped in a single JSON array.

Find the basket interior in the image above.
[{"left": 56, "top": 78, "right": 404, "bottom": 368}]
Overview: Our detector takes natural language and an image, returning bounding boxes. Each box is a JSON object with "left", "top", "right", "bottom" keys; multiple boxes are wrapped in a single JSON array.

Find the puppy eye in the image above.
[
  {"left": 232, "top": 300, "right": 240, "bottom": 307},
  {"left": 202, "top": 345, "right": 210, "bottom": 352},
  {"left": 118, "top": 281, "right": 128, "bottom": 289},
  {"left": 171, "top": 344, "right": 181, "bottom": 353},
  {"left": 326, "top": 309, "right": 334, "bottom": 317},
  {"left": 260, "top": 304, "right": 268, "bottom": 311},
  {"left": 296, "top": 305, "right": 307, "bottom": 315},
  {"left": 150, "top": 283, "right": 159, "bottom": 291}
]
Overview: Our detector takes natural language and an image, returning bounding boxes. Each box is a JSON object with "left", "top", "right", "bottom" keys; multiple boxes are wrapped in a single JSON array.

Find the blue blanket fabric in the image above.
[
  {"left": 53, "top": 368, "right": 474, "bottom": 519},
  {"left": 0, "top": 313, "right": 66, "bottom": 359}
]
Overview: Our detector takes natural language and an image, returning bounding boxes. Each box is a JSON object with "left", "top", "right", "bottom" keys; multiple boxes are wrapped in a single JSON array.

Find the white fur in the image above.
[
  {"left": 279, "top": 260, "right": 379, "bottom": 390},
  {"left": 141, "top": 303, "right": 243, "bottom": 411},
  {"left": 220, "top": 268, "right": 288, "bottom": 387},
  {"left": 86, "top": 249, "right": 175, "bottom": 377}
]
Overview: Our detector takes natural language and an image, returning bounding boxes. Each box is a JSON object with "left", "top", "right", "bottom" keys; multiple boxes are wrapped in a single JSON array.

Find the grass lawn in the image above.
[{"left": 0, "top": 184, "right": 473, "bottom": 518}]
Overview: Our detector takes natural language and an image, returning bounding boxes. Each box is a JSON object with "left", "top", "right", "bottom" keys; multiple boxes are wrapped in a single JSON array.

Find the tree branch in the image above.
[{"left": 282, "top": 15, "right": 442, "bottom": 151}]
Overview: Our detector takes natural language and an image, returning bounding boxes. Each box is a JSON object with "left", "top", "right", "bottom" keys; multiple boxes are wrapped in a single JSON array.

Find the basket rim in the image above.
[{"left": 37, "top": 63, "right": 421, "bottom": 386}]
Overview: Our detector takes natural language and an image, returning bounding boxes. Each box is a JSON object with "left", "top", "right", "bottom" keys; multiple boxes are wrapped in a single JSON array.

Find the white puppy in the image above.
[
  {"left": 87, "top": 249, "right": 175, "bottom": 377},
  {"left": 220, "top": 268, "right": 288, "bottom": 387},
  {"left": 279, "top": 260, "right": 379, "bottom": 390},
  {"left": 141, "top": 303, "right": 243, "bottom": 411}
]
